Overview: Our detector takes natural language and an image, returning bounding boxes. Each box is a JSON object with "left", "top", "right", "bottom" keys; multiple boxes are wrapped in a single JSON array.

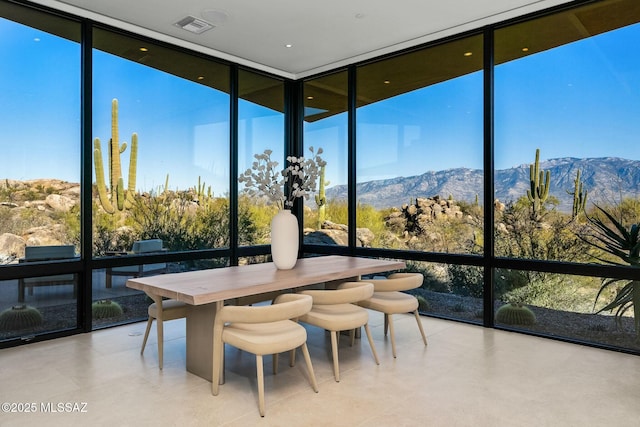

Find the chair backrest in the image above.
[
  {"left": 369, "top": 272, "right": 424, "bottom": 292},
  {"left": 300, "top": 282, "right": 374, "bottom": 305},
  {"left": 132, "top": 239, "right": 164, "bottom": 253},
  {"left": 24, "top": 245, "right": 76, "bottom": 261},
  {"left": 215, "top": 293, "right": 312, "bottom": 325}
]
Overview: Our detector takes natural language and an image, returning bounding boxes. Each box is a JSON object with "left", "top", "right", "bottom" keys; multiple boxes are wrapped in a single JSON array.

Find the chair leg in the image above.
[
  {"left": 257, "top": 354, "right": 265, "bottom": 417},
  {"left": 18, "top": 280, "right": 25, "bottom": 303},
  {"left": 289, "top": 348, "right": 296, "bottom": 367},
  {"left": 384, "top": 314, "right": 389, "bottom": 336},
  {"left": 300, "top": 343, "right": 318, "bottom": 393},
  {"left": 330, "top": 330, "right": 340, "bottom": 382},
  {"left": 141, "top": 317, "right": 154, "bottom": 355},
  {"left": 157, "top": 316, "right": 164, "bottom": 370},
  {"left": 273, "top": 353, "right": 279, "bottom": 374},
  {"left": 414, "top": 310, "right": 428, "bottom": 346},
  {"left": 212, "top": 340, "right": 224, "bottom": 395},
  {"left": 363, "top": 323, "right": 380, "bottom": 365},
  {"left": 387, "top": 314, "right": 397, "bottom": 358},
  {"left": 349, "top": 329, "right": 356, "bottom": 346}
]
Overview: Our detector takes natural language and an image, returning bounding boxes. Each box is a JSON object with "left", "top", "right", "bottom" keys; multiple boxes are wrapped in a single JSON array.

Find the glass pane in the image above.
[
  {"left": 0, "top": 7, "right": 81, "bottom": 257},
  {"left": 355, "top": 35, "right": 484, "bottom": 253},
  {"left": 237, "top": 69, "right": 285, "bottom": 246},
  {"left": 0, "top": 3, "right": 81, "bottom": 342},
  {"left": 495, "top": 269, "right": 640, "bottom": 352},
  {"left": 404, "top": 261, "right": 484, "bottom": 325},
  {"left": 1, "top": 276, "right": 78, "bottom": 341},
  {"left": 494, "top": 0, "right": 640, "bottom": 262},
  {"left": 91, "top": 257, "right": 228, "bottom": 329},
  {"left": 92, "top": 28, "right": 231, "bottom": 256},
  {"left": 303, "top": 71, "right": 348, "bottom": 245}
]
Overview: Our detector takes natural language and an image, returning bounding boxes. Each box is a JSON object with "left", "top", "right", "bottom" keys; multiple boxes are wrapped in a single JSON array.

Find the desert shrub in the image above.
[
  {"left": 405, "top": 261, "right": 449, "bottom": 293},
  {"left": 325, "top": 199, "right": 348, "bottom": 225},
  {"left": 240, "top": 196, "right": 275, "bottom": 245},
  {"left": 448, "top": 264, "right": 483, "bottom": 298}
]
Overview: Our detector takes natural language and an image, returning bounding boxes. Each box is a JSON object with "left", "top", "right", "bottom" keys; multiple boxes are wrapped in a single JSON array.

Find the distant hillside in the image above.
[{"left": 325, "top": 157, "right": 640, "bottom": 211}]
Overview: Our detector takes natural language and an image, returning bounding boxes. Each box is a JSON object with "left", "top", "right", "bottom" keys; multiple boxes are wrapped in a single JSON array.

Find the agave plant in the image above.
[{"left": 583, "top": 205, "right": 640, "bottom": 339}]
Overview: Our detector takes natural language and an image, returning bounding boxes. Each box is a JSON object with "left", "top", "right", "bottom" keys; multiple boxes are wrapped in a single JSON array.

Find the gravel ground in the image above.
[
  {"left": 414, "top": 289, "right": 640, "bottom": 352},
  {"left": 3, "top": 291, "right": 639, "bottom": 352}
]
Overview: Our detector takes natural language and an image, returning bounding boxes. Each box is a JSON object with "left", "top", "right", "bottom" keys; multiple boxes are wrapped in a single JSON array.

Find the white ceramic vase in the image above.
[{"left": 270, "top": 209, "right": 299, "bottom": 270}]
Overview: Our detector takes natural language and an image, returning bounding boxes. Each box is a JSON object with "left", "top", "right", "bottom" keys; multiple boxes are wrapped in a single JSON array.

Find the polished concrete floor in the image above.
[{"left": 1, "top": 312, "right": 640, "bottom": 426}]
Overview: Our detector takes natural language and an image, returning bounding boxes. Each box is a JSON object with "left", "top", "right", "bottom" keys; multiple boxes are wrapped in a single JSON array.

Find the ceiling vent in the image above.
[{"left": 174, "top": 16, "right": 214, "bottom": 34}]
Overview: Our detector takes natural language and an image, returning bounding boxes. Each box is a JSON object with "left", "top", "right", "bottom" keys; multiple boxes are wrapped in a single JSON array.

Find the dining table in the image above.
[{"left": 126, "top": 255, "right": 406, "bottom": 381}]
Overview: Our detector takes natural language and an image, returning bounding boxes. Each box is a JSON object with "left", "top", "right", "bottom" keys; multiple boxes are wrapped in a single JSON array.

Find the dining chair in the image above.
[
  {"left": 358, "top": 272, "right": 427, "bottom": 358},
  {"left": 105, "top": 239, "right": 168, "bottom": 288},
  {"left": 141, "top": 299, "right": 188, "bottom": 369},
  {"left": 298, "top": 281, "right": 379, "bottom": 382},
  {"left": 211, "top": 293, "right": 318, "bottom": 417}
]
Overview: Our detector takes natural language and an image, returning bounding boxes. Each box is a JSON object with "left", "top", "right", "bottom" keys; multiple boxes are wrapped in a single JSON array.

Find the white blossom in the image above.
[{"left": 238, "top": 147, "right": 325, "bottom": 210}]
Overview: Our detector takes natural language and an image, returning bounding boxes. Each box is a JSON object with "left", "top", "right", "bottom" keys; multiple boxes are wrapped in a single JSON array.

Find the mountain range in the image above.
[{"left": 325, "top": 157, "right": 640, "bottom": 212}]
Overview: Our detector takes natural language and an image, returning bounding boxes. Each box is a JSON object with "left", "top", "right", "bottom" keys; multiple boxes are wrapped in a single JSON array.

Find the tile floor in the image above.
[{"left": 1, "top": 312, "right": 639, "bottom": 426}]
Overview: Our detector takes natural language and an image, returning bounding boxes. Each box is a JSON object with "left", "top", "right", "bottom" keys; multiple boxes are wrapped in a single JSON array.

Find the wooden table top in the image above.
[{"left": 126, "top": 255, "right": 405, "bottom": 305}]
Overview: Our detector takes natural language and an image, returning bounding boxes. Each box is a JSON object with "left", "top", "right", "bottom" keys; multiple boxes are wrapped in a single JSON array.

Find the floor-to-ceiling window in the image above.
[
  {"left": 0, "top": 2, "right": 81, "bottom": 341},
  {"left": 237, "top": 69, "right": 285, "bottom": 253},
  {"left": 91, "top": 27, "right": 231, "bottom": 327},
  {"left": 351, "top": 35, "right": 486, "bottom": 324},
  {"left": 494, "top": 0, "right": 640, "bottom": 351},
  {"left": 2, "top": 0, "right": 640, "bottom": 355},
  {"left": 355, "top": 36, "right": 484, "bottom": 254},
  {"left": 302, "top": 71, "right": 348, "bottom": 245}
]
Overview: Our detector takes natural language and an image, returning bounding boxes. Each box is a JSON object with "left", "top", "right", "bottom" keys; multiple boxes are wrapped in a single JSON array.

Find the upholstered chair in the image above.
[
  {"left": 141, "top": 299, "right": 188, "bottom": 369},
  {"left": 358, "top": 272, "right": 427, "bottom": 358},
  {"left": 299, "top": 281, "right": 380, "bottom": 382},
  {"left": 211, "top": 293, "right": 318, "bottom": 417}
]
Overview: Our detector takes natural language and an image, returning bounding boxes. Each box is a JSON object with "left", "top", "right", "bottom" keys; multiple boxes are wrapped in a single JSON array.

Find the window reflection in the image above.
[
  {"left": 355, "top": 36, "right": 484, "bottom": 253},
  {"left": 303, "top": 71, "right": 348, "bottom": 245}
]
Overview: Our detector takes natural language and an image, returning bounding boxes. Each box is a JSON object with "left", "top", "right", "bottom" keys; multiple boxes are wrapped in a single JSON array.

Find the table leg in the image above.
[{"left": 186, "top": 301, "right": 222, "bottom": 382}]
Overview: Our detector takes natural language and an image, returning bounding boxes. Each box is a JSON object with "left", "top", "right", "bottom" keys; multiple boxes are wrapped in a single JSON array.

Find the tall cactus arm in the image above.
[
  {"left": 116, "top": 177, "right": 125, "bottom": 211},
  {"left": 568, "top": 169, "right": 588, "bottom": 218},
  {"left": 125, "top": 132, "right": 138, "bottom": 208},
  {"left": 110, "top": 99, "right": 123, "bottom": 203},
  {"left": 93, "top": 138, "right": 115, "bottom": 214},
  {"left": 539, "top": 170, "right": 550, "bottom": 199},
  {"left": 526, "top": 148, "right": 550, "bottom": 214}
]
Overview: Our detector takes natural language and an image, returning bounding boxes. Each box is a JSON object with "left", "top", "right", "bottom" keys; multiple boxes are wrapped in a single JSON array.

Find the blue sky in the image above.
[{"left": 1, "top": 17, "right": 639, "bottom": 193}]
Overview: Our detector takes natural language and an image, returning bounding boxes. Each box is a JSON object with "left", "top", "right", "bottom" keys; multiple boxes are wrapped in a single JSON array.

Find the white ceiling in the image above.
[{"left": 33, "top": 0, "right": 572, "bottom": 79}]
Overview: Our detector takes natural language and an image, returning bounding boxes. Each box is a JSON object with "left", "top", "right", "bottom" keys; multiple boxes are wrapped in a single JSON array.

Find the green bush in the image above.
[{"left": 448, "top": 264, "right": 483, "bottom": 298}]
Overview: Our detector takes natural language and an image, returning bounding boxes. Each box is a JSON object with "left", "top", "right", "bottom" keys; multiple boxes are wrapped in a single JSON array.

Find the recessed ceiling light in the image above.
[
  {"left": 464, "top": 51, "right": 473, "bottom": 57},
  {"left": 384, "top": 80, "right": 391, "bottom": 84},
  {"left": 285, "top": 44, "right": 293, "bottom": 48},
  {"left": 307, "top": 96, "right": 314, "bottom": 100},
  {"left": 522, "top": 47, "right": 530, "bottom": 52},
  {"left": 174, "top": 16, "right": 214, "bottom": 34},
  {"left": 197, "top": 76, "right": 205, "bottom": 80},
  {"left": 139, "top": 47, "right": 148, "bottom": 52}
]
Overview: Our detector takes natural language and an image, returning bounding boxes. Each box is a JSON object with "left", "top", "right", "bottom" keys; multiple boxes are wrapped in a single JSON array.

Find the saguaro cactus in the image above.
[
  {"left": 568, "top": 169, "right": 587, "bottom": 219},
  {"left": 315, "top": 164, "right": 329, "bottom": 229},
  {"left": 526, "top": 148, "right": 550, "bottom": 216},
  {"left": 93, "top": 99, "right": 138, "bottom": 214}
]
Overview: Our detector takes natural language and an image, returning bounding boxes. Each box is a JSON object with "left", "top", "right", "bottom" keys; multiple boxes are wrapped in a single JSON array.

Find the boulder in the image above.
[
  {"left": 45, "top": 194, "right": 76, "bottom": 212},
  {"left": 0, "top": 233, "right": 26, "bottom": 261}
]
